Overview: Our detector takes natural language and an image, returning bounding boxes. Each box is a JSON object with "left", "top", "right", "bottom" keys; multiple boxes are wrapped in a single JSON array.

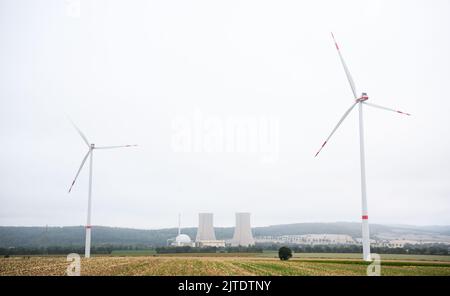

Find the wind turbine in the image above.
[
  {"left": 68, "top": 120, "right": 137, "bottom": 258},
  {"left": 315, "top": 33, "right": 410, "bottom": 261}
]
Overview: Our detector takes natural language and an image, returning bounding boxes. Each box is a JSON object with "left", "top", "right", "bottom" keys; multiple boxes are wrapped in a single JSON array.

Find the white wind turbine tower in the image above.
[
  {"left": 315, "top": 33, "right": 410, "bottom": 261},
  {"left": 68, "top": 121, "right": 137, "bottom": 258}
]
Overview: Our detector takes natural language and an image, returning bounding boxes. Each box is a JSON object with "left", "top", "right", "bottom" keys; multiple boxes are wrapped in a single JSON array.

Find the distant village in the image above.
[
  {"left": 255, "top": 234, "right": 450, "bottom": 248},
  {"left": 168, "top": 213, "right": 450, "bottom": 250}
]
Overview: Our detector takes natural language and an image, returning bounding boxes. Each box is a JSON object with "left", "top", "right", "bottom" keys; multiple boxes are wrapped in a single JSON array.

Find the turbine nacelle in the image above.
[
  {"left": 356, "top": 92, "right": 369, "bottom": 102},
  {"left": 68, "top": 121, "right": 137, "bottom": 194}
]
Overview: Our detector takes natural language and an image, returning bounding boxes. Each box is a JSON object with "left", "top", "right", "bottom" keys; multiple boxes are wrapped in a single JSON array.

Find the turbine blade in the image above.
[
  {"left": 95, "top": 144, "right": 138, "bottom": 149},
  {"left": 363, "top": 102, "right": 411, "bottom": 116},
  {"left": 69, "top": 120, "right": 90, "bottom": 147},
  {"left": 68, "top": 150, "right": 91, "bottom": 193},
  {"left": 331, "top": 32, "right": 358, "bottom": 99},
  {"left": 315, "top": 102, "right": 358, "bottom": 157}
]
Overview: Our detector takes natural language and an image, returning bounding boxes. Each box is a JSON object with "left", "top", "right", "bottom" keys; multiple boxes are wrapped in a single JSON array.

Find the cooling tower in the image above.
[
  {"left": 231, "top": 212, "right": 255, "bottom": 247},
  {"left": 196, "top": 213, "right": 216, "bottom": 241}
]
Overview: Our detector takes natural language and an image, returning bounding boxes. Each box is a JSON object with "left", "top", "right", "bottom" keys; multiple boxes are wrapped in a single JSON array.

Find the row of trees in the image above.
[
  {"left": 0, "top": 244, "right": 144, "bottom": 256},
  {"left": 1, "top": 243, "right": 449, "bottom": 256},
  {"left": 261, "top": 243, "right": 450, "bottom": 255},
  {"left": 155, "top": 246, "right": 264, "bottom": 254},
  {"left": 1, "top": 245, "right": 266, "bottom": 255}
]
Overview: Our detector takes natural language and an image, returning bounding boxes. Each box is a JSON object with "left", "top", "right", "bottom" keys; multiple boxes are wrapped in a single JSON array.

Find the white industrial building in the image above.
[
  {"left": 170, "top": 214, "right": 194, "bottom": 247},
  {"left": 196, "top": 213, "right": 216, "bottom": 241},
  {"left": 195, "top": 240, "right": 226, "bottom": 248},
  {"left": 231, "top": 212, "right": 255, "bottom": 247},
  {"left": 172, "top": 234, "right": 194, "bottom": 247},
  {"left": 195, "top": 213, "right": 225, "bottom": 248},
  {"left": 256, "top": 234, "right": 356, "bottom": 245}
]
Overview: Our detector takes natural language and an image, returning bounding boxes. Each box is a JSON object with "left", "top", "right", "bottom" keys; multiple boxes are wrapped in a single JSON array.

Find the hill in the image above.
[{"left": 1, "top": 223, "right": 449, "bottom": 248}]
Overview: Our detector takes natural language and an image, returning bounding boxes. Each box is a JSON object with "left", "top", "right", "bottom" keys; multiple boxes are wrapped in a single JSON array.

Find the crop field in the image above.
[
  {"left": 112, "top": 250, "right": 450, "bottom": 262},
  {"left": 1, "top": 255, "right": 450, "bottom": 276},
  {"left": 263, "top": 252, "right": 450, "bottom": 262}
]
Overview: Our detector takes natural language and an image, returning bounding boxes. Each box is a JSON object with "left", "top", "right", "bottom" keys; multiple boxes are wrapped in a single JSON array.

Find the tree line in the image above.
[
  {"left": 155, "top": 246, "right": 263, "bottom": 254},
  {"left": 260, "top": 243, "right": 450, "bottom": 255},
  {"left": 1, "top": 243, "right": 448, "bottom": 256}
]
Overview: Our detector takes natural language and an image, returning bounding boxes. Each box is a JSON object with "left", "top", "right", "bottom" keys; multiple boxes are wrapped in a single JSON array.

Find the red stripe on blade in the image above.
[{"left": 362, "top": 215, "right": 368, "bottom": 220}]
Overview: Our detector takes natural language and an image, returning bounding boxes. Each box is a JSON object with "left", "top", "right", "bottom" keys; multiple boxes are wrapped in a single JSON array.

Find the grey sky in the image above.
[{"left": 1, "top": 0, "right": 449, "bottom": 229}]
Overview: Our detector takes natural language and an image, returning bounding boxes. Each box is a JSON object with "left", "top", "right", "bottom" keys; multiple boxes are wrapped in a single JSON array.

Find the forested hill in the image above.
[{"left": 1, "top": 222, "right": 449, "bottom": 248}]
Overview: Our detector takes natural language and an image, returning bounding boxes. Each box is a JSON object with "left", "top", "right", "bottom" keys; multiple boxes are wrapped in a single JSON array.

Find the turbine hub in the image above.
[
  {"left": 90, "top": 143, "right": 95, "bottom": 149},
  {"left": 356, "top": 92, "right": 369, "bottom": 102}
]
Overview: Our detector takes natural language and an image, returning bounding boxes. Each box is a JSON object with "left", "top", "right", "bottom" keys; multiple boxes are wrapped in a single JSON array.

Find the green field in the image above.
[
  {"left": 274, "top": 252, "right": 450, "bottom": 262},
  {"left": 111, "top": 250, "right": 450, "bottom": 262},
  {"left": 1, "top": 253, "right": 450, "bottom": 276}
]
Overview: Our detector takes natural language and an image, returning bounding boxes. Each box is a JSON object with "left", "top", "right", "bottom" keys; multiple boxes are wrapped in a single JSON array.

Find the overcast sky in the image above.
[{"left": 1, "top": 0, "right": 449, "bottom": 229}]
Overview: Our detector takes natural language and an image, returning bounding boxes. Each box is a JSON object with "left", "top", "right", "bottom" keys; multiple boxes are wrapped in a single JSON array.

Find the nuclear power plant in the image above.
[
  {"left": 169, "top": 212, "right": 254, "bottom": 248},
  {"left": 195, "top": 213, "right": 225, "bottom": 248},
  {"left": 231, "top": 212, "right": 255, "bottom": 247}
]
